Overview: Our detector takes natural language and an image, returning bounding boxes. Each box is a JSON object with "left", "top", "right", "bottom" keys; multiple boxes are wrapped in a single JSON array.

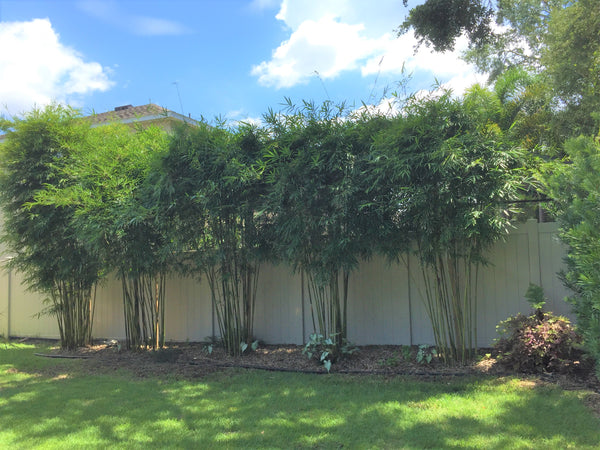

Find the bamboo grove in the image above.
[{"left": 1, "top": 84, "right": 529, "bottom": 361}]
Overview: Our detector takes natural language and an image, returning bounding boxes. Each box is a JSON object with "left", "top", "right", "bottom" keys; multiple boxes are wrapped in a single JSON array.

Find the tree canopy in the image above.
[
  {"left": 401, "top": 0, "right": 600, "bottom": 135},
  {"left": 0, "top": 105, "right": 102, "bottom": 349}
]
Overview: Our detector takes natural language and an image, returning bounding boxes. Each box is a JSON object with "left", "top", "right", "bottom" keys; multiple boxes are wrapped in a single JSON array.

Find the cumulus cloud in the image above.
[
  {"left": 252, "top": 17, "right": 377, "bottom": 88},
  {"left": 0, "top": 18, "right": 114, "bottom": 115},
  {"left": 77, "top": 0, "right": 191, "bottom": 36},
  {"left": 252, "top": 0, "right": 482, "bottom": 94}
]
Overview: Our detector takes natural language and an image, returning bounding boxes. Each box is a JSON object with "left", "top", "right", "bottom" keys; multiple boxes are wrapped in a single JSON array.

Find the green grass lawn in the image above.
[{"left": 1, "top": 342, "right": 599, "bottom": 449}]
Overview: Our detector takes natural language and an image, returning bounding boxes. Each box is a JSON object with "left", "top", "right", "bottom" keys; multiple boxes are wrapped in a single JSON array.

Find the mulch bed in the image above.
[
  {"left": 35, "top": 341, "right": 502, "bottom": 377},
  {"left": 29, "top": 339, "right": 597, "bottom": 387}
]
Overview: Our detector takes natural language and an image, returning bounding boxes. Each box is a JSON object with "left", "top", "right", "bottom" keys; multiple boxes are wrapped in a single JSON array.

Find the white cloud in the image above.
[
  {"left": 236, "top": 116, "right": 264, "bottom": 128},
  {"left": 353, "top": 96, "right": 401, "bottom": 118},
  {"left": 77, "top": 0, "right": 191, "bottom": 36},
  {"left": 0, "top": 18, "right": 114, "bottom": 115},
  {"left": 226, "top": 109, "right": 264, "bottom": 128},
  {"left": 252, "top": 17, "right": 376, "bottom": 88},
  {"left": 252, "top": 0, "right": 484, "bottom": 95}
]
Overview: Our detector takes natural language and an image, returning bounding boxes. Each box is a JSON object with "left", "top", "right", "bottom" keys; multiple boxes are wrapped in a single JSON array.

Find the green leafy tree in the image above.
[
  {"left": 402, "top": 1, "right": 599, "bottom": 136},
  {"left": 262, "top": 100, "right": 375, "bottom": 347},
  {"left": 34, "top": 123, "right": 171, "bottom": 350},
  {"left": 541, "top": 0, "right": 600, "bottom": 135},
  {"left": 155, "top": 122, "right": 266, "bottom": 356},
  {"left": 400, "top": 0, "right": 563, "bottom": 76},
  {"left": 540, "top": 135, "right": 600, "bottom": 375},
  {"left": 371, "top": 88, "right": 524, "bottom": 363},
  {"left": 399, "top": 0, "right": 494, "bottom": 52},
  {"left": 0, "top": 105, "right": 101, "bottom": 349}
]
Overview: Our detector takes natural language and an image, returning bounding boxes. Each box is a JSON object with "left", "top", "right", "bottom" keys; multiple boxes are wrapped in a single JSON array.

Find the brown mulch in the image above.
[
  {"left": 36, "top": 341, "right": 498, "bottom": 377},
  {"left": 31, "top": 339, "right": 598, "bottom": 384}
]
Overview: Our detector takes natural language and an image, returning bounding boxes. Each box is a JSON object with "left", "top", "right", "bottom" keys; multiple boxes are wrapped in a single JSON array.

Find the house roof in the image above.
[
  {"left": 0, "top": 104, "right": 198, "bottom": 143},
  {"left": 89, "top": 103, "right": 199, "bottom": 127}
]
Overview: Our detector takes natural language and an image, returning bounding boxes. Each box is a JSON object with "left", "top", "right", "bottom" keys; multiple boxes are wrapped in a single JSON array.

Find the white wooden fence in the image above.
[{"left": 0, "top": 220, "right": 572, "bottom": 347}]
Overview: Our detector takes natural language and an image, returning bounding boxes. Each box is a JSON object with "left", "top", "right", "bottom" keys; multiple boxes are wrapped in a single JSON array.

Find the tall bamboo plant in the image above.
[
  {"left": 0, "top": 105, "right": 101, "bottom": 349},
  {"left": 261, "top": 100, "right": 374, "bottom": 346},
  {"left": 84, "top": 125, "right": 170, "bottom": 350},
  {"left": 33, "top": 123, "right": 171, "bottom": 350},
  {"left": 155, "top": 122, "right": 266, "bottom": 356},
  {"left": 371, "top": 87, "right": 524, "bottom": 363}
]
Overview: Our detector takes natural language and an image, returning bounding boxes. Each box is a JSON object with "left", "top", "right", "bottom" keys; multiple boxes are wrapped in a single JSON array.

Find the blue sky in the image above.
[{"left": 0, "top": 0, "right": 484, "bottom": 123}]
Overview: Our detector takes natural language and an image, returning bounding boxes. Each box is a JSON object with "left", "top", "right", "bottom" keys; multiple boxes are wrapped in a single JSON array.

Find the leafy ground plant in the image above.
[
  {"left": 495, "top": 312, "right": 584, "bottom": 373},
  {"left": 416, "top": 344, "right": 437, "bottom": 365},
  {"left": 1, "top": 343, "right": 599, "bottom": 448},
  {"left": 495, "top": 285, "right": 585, "bottom": 373},
  {"left": 302, "top": 333, "right": 358, "bottom": 372}
]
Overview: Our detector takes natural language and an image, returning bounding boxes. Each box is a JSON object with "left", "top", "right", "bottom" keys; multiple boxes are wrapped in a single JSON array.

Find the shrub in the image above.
[
  {"left": 540, "top": 136, "right": 600, "bottom": 378},
  {"left": 495, "top": 311, "right": 583, "bottom": 373}
]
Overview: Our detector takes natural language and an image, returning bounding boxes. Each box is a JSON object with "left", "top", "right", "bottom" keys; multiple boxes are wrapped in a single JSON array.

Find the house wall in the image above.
[{"left": 0, "top": 220, "right": 573, "bottom": 347}]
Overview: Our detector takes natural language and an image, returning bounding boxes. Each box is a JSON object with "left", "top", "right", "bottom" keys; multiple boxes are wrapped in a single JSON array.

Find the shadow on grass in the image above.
[{"left": 1, "top": 345, "right": 599, "bottom": 448}]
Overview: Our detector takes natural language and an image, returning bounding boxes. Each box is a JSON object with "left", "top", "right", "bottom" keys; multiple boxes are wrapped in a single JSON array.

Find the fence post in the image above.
[{"left": 527, "top": 218, "right": 542, "bottom": 288}]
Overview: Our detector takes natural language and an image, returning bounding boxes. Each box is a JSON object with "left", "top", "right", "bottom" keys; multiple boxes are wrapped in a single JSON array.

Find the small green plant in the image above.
[
  {"left": 203, "top": 344, "right": 213, "bottom": 355},
  {"left": 240, "top": 340, "right": 259, "bottom": 354},
  {"left": 525, "top": 283, "right": 546, "bottom": 320},
  {"left": 416, "top": 345, "right": 437, "bottom": 365},
  {"left": 302, "top": 333, "right": 358, "bottom": 373},
  {"left": 525, "top": 283, "right": 546, "bottom": 310}
]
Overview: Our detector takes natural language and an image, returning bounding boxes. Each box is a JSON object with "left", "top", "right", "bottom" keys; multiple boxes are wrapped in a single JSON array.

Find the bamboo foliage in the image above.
[
  {"left": 261, "top": 100, "right": 375, "bottom": 346},
  {"left": 0, "top": 105, "right": 101, "bottom": 350},
  {"left": 305, "top": 269, "right": 349, "bottom": 345},
  {"left": 0, "top": 91, "right": 528, "bottom": 362},
  {"left": 371, "top": 87, "right": 524, "bottom": 363},
  {"left": 30, "top": 122, "right": 171, "bottom": 350},
  {"left": 418, "top": 250, "right": 479, "bottom": 363},
  {"left": 202, "top": 213, "right": 261, "bottom": 356},
  {"left": 156, "top": 123, "right": 266, "bottom": 356},
  {"left": 85, "top": 126, "right": 171, "bottom": 350}
]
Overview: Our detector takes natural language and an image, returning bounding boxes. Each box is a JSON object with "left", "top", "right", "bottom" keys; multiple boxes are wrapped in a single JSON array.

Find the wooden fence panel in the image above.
[
  {"left": 476, "top": 226, "right": 533, "bottom": 346},
  {"left": 539, "top": 226, "right": 572, "bottom": 315}
]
